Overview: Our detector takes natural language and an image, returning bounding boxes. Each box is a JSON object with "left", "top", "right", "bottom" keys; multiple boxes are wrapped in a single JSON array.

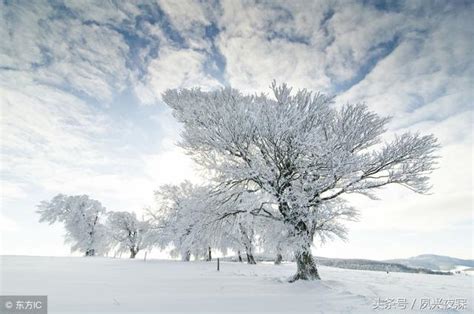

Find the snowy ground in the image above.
[{"left": 0, "top": 256, "right": 472, "bottom": 314}]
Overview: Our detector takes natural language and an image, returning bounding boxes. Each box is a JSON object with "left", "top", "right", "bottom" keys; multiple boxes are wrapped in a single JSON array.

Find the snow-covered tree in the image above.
[
  {"left": 37, "top": 194, "right": 109, "bottom": 256},
  {"left": 106, "top": 211, "right": 152, "bottom": 258},
  {"left": 258, "top": 219, "right": 291, "bottom": 265},
  {"left": 147, "top": 182, "right": 217, "bottom": 261},
  {"left": 216, "top": 209, "right": 262, "bottom": 264},
  {"left": 235, "top": 215, "right": 258, "bottom": 264},
  {"left": 148, "top": 181, "right": 263, "bottom": 263},
  {"left": 163, "top": 82, "right": 439, "bottom": 281}
]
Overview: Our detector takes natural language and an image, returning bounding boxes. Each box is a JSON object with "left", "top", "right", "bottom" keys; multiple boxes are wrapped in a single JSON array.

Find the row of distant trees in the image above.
[
  {"left": 36, "top": 189, "right": 284, "bottom": 264},
  {"left": 37, "top": 194, "right": 151, "bottom": 258},
  {"left": 38, "top": 82, "right": 439, "bottom": 281}
]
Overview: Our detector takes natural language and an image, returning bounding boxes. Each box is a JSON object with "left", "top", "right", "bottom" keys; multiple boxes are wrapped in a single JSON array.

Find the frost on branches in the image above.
[
  {"left": 163, "top": 82, "right": 439, "bottom": 281},
  {"left": 106, "top": 211, "right": 152, "bottom": 258},
  {"left": 147, "top": 182, "right": 214, "bottom": 261},
  {"left": 37, "top": 194, "right": 109, "bottom": 256},
  {"left": 147, "top": 181, "right": 266, "bottom": 264}
]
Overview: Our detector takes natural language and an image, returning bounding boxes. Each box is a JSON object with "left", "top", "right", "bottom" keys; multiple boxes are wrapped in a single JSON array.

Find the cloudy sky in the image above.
[{"left": 1, "top": 0, "right": 472, "bottom": 260}]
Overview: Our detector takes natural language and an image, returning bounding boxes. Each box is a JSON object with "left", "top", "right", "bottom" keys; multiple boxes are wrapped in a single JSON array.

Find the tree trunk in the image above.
[
  {"left": 246, "top": 252, "right": 256, "bottom": 264},
  {"left": 206, "top": 247, "right": 212, "bottom": 261},
  {"left": 237, "top": 250, "right": 243, "bottom": 262},
  {"left": 278, "top": 201, "right": 320, "bottom": 281},
  {"left": 130, "top": 248, "right": 138, "bottom": 259},
  {"left": 239, "top": 223, "right": 256, "bottom": 264},
  {"left": 85, "top": 249, "right": 95, "bottom": 256},
  {"left": 290, "top": 249, "right": 320, "bottom": 282},
  {"left": 182, "top": 250, "right": 191, "bottom": 261},
  {"left": 274, "top": 253, "right": 283, "bottom": 265}
]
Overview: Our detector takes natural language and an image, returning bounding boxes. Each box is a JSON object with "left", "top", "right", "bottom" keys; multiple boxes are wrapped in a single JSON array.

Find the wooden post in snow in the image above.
[
  {"left": 217, "top": 258, "right": 220, "bottom": 271},
  {"left": 144, "top": 251, "right": 147, "bottom": 262}
]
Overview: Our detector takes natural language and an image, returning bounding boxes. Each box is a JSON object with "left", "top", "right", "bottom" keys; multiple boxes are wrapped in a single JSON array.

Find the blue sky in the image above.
[{"left": 1, "top": 0, "right": 472, "bottom": 259}]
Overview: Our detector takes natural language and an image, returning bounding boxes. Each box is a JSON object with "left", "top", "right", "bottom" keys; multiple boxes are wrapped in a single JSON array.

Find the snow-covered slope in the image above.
[
  {"left": 227, "top": 255, "right": 452, "bottom": 275},
  {"left": 315, "top": 256, "right": 450, "bottom": 275},
  {"left": 386, "top": 254, "right": 474, "bottom": 271},
  {"left": 1, "top": 256, "right": 472, "bottom": 313}
]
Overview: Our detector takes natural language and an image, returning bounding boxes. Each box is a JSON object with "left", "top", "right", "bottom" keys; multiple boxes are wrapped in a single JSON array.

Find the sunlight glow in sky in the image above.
[{"left": 0, "top": 0, "right": 472, "bottom": 259}]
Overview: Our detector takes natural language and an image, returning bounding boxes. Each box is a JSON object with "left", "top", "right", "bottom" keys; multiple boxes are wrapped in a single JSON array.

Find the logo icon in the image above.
[{"left": 5, "top": 300, "right": 13, "bottom": 309}]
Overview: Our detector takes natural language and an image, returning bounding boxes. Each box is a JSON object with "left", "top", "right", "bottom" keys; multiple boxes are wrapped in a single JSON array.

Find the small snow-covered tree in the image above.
[
  {"left": 258, "top": 219, "right": 291, "bottom": 265},
  {"left": 148, "top": 182, "right": 216, "bottom": 261},
  {"left": 235, "top": 215, "right": 258, "bottom": 264},
  {"left": 106, "top": 211, "right": 152, "bottom": 258},
  {"left": 37, "top": 194, "right": 109, "bottom": 256},
  {"left": 216, "top": 210, "right": 261, "bottom": 264},
  {"left": 163, "top": 82, "right": 439, "bottom": 281}
]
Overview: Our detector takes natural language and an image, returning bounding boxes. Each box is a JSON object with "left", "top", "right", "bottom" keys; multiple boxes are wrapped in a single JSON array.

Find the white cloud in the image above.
[
  {"left": 136, "top": 47, "right": 222, "bottom": 104},
  {"left": 218, "top": 34, "right": 331, "bottom": 94},
  {"left": 216, "top": 1, "right": 332, "bottom": 93},
  {"left": 0, "top": 72, "right": 110, "bottom": 173},
  {"left": 158, "top": 0, "right": 217, "bottom": 52},
  {"left": 337, "top": 7, "right": 473, "bottom": 119},
  {"left": 157, "top": 0, "right": 215, "bottom": 50},
  {"left": 63, "top": 0, "right": 137, "bottom": 23},
  {"left": 214, "top": 1, "right": 410, "bottom": 94},
  {"left": 0, "top": 1, "right": 131, "bottom": 103},
  {"left": 0, "top": 1, "right": 51, "bottom": 70},
  {"left": 159, "top": 0, "right": 209, "bottom": 25}
]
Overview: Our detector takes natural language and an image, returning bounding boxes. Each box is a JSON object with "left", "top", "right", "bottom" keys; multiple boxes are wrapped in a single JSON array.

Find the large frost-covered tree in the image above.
[
  {"left": 106, "top": 211, "right": 152, "bottom": 258},
  {"left": 163, "top": 82, "right": 439, "bottom": 281},
  {"left": 37, "top": 194, "right": 109, "bottom": 256}
]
